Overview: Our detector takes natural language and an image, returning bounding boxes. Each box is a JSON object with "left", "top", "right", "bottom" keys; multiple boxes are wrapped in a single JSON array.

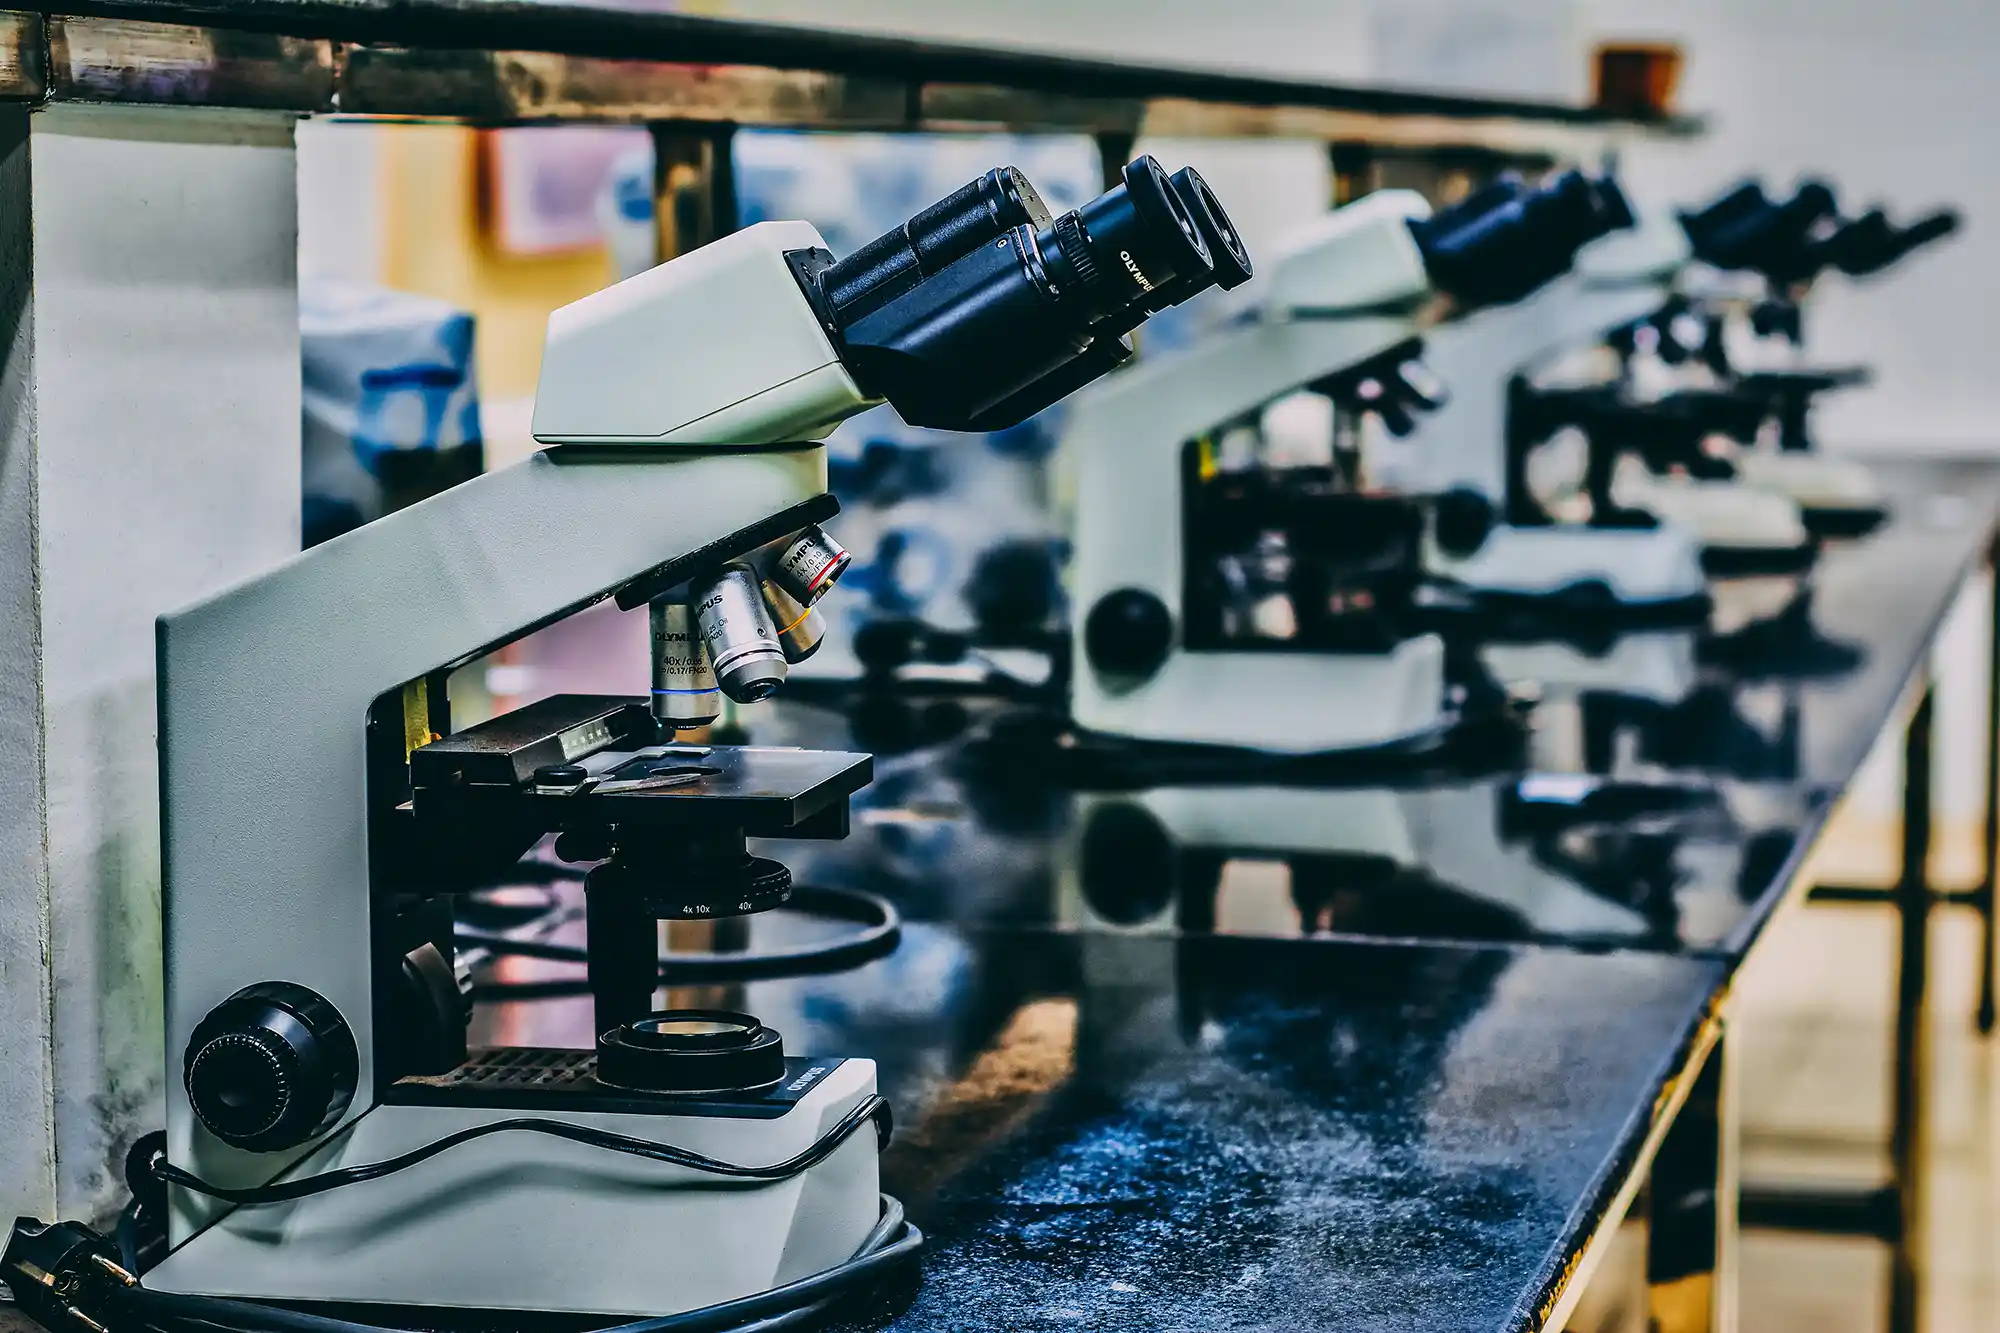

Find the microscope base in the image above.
[
  {"left": 1733, "top": 450, "right": 1888, "bottom": 537},
  {"left": 1437, "top": 524, "right": 1709, "bottom": 614},
  {"left": 1073, "top": 633, "right": 1449, "bottom": 756},
  {"left": 148, "top": 1059, "right": 881, "bottom": 1320},
  {"left": 1480, "top": 631, "right": 1698, "bottom": 706},
  {"left": 1614, "top": 464, "right": 1818, "bottom": 572}
]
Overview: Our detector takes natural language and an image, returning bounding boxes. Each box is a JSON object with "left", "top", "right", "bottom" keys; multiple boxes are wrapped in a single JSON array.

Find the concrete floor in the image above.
[{"left": 1734, "top": 815, "right": 2000, "bottom": 1331}]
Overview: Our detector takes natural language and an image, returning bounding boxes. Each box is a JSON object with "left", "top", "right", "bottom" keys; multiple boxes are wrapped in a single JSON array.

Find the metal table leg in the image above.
[
  {"left": 1741, "top": 682, "right": 1935, "bottom": 1333},
  {"left": 1887, "top": 684, "right": 1934, "bottom": 1333},
  {"left": 1649, "top": 1030, "right": 1738, "bottom": 1333},
  {"left": 1978, "top": 542, "right": 1999, "bottom": 1035}
]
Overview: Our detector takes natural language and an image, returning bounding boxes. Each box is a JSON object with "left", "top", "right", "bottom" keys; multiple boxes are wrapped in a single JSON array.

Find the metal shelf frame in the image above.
[{"left": 0, "top": 3, "right": 1697, "bottom": 153}]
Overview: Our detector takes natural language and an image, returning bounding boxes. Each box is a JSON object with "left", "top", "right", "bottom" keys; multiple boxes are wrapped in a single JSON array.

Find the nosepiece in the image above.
[{"left": 1679, "top": 178, "right": 1841, "bottom": 280}]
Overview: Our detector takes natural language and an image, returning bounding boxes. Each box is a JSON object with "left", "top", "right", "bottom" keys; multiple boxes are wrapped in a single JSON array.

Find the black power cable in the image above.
[
  {"left": 43, "top": 1098, "right": 923, "bottom": 1333},
  {"left": 153, "top": 1095, "right": 892, "bottom": 1207},
  {"left": 18, "top": 1195, "right": 919, "bottom": 1333}
]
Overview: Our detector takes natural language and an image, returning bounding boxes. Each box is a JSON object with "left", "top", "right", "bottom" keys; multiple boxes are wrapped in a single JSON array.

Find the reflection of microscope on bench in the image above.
[
  {"left": 3, "top": 158, "right": 1248, "bottom": 1331},
  {"left": 1622, "top": 179, "right": 1961, "bottom": 536},
  {"left": 1062, "top": 775, "right": 1700, "bottom": 948},
  {"left": 1067, "top": 170, "right": 1629, "bottom": 756}
]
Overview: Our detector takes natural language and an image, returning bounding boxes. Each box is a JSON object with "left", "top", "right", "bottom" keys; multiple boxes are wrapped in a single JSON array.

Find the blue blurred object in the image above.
[{"left": 301, "top": 280, "right": 484, "bottom": 546}]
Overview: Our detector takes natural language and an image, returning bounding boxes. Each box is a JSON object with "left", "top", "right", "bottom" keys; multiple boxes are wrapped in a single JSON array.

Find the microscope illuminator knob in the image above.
[{"left": 182, "top": 981, "right": 357, "bottom": 1152}]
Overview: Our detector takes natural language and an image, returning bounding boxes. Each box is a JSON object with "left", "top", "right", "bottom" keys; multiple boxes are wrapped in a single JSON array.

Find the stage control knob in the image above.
[{"left": 184, "top": 982, "right": 357, "bottom": 1153}]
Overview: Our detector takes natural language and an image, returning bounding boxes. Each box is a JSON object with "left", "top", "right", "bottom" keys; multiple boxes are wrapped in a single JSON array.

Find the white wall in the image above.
[
  {"left": 0, "top": 105, "right": 301, "bottom": 1227},
  {"left": 716, "top": 0, "right": 1997, "bottom": 452},
  {"left": 1582, "top": 0, "right": 1999, "bottom": 452}
]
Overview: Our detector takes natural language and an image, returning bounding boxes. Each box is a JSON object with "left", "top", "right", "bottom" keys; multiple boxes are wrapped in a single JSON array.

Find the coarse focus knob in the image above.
[
  {"left": 184, "top": 982, "right": 357, "bottom": 1152},
  {"left": 1084, "top": 588, "right": 1174, "bottom": 681}
]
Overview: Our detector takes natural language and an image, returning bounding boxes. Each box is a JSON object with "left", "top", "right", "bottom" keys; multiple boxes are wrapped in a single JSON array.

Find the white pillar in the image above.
[{"left": 0, "top": 103, "right": 301, "bottom": 1225}]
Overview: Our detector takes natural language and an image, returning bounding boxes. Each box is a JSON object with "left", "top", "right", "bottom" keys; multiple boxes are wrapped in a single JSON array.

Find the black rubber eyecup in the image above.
[
  {"left": 1169, "top": 166, "right": 1253, "bottom": 290},
  {"left": 596, "top": 1009, "right": 787, "bottom": 1094},
  {"left": 1124, "top": 155, "right": 1214, "bottom": 285}
]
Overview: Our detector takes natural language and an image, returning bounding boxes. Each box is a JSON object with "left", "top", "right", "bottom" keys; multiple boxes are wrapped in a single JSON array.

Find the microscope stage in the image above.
[{"left": 411, "top": 694, "right": 871, "bottom": 837}]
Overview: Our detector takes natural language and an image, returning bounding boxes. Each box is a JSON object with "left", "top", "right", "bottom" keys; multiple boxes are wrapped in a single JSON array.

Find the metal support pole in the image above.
[
  {"left": 646, "top": 122, "right": 750, "bottom": 1011},
  {"left": 1886, "top": 683, "right": 1934, "bottom": 1333},
  {"left": 1095, "top": 132, "right": 1137, "bottom": 192},
  {"left": 649, "top": 122, "right": 739, "bottom": 264},
  {"left": 1329, "top": 140, "right": 1375, "bottom": 206},
  {"left": 1744, "top": 682, "right": 1938, "bottom": 1333},
  {"left": 1979, "top": 542, "right": 1999, "bottom": 1033}
]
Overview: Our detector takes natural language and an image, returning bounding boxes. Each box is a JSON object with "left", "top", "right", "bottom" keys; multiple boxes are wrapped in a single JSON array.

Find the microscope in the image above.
[
  {"left": 1, "top": 157, "right": 1249, "bottom": 1331},
  {"left": 1623, "top": 180, "right": 1960, "bottom": 536},
  {"left": 1409, "top": 187, "right": 1814, "bottom": 606},
  {"left": 1067, "top": 170, "right": 1628, "bottom": 755},
  {"left": 1063, "top": 776, "right": 1699, "bottom": 947}
]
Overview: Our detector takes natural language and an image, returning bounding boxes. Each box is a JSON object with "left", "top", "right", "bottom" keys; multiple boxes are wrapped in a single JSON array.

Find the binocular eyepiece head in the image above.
[
  {"left": 1679, "top": 177, "right": 1842, "bottom": 278},
  {"left": 1824, "top": 205, "right": 1962, "bottom": 276},
  {"left": 1408, "top": 169, "right": 1636, "bottom": 310},
  {"left": 805, "top": 155, "right": 1253, "bottom": 432}
]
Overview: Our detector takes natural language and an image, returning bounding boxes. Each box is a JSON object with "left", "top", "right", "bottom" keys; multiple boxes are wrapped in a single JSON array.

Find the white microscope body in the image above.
[
  {"left": 146, "top": 221, "right": 885, "bottom": 1320},
  {"left": 1067, "top": 191, "right": 1450, "bottom": 754},
  {"left": 144, "top": 155, "right": 1246, "bottom": 1321}
]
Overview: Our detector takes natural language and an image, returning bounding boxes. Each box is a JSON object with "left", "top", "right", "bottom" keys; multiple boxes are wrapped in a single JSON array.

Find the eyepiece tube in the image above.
[
  {"left": 694, "top": 565, "right": 788, "bottom": 703},
  {"left": 1098, "top": 166, "right": 1255, "bottom": 335},
  {"left": 1410, "top": 169, "right": 1635, "bottom": 309},
  {"left": 1053, "top": 155, "right": 1215, "bottom": 320},
  {"left": 650, "top": 598, "right": 721, "bottom": 730},
  {"left": 770, "top": 525, "right": 851, "bottom": 606},
  {"left": 1679, "top": 180, "right": 1772, "bottom": 258},
  {"left": 817, "top": 155, "right": 1252, "bottom": 431},
  {"left": 820, "top": 166, "right": 1054, "bottom": 325}
]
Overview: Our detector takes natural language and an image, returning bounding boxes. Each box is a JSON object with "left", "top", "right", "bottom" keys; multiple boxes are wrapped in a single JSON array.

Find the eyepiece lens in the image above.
[
  {"left": 1169, "top": 166, "right": 1254, "bottom": 291},
  {"left": 1057, "top": 154, "right": 1216, "bottom": 317}
]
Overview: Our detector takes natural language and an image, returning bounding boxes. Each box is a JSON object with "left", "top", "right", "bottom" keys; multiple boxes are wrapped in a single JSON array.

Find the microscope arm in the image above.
[
  {"left": 1065, "top": 311, "right": 1425, "bottom": 642},
  {"left": 157, "top": 445, "right": 828, "bottom": 1220},
  {"left": 1414, "top": 275, "right": 1679, "bottom": 501}
]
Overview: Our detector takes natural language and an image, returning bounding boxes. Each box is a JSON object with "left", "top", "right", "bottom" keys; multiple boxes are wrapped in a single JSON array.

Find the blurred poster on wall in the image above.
[{"left": 486, "top": 126, "right": 650, "bottom": 255}]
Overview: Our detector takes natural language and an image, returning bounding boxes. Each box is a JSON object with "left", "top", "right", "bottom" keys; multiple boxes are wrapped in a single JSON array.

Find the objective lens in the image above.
[
  {"left": 694, "top": 565, "right": 788, "bottom": 703},
  {"left": 650, "top": 599, "right": 721, "bottom": 730},
  {"left": 770, "top": 525, "right": 851, "bottom": 606},
  {"left": 759, "top": 578, "right": 826, "bottom": 663}
]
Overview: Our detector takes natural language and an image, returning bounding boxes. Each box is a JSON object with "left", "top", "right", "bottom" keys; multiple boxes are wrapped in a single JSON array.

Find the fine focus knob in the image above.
[{"left": 184, "top": 982, "right": 357, "bottom": 1152}]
